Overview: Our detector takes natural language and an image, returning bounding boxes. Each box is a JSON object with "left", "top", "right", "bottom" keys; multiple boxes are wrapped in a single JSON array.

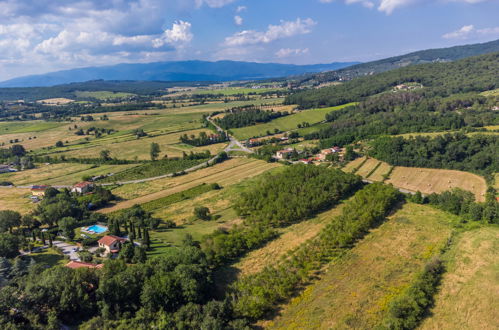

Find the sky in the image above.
[{"left": 0, "top": 0, "right": 498, "bottom": 81}]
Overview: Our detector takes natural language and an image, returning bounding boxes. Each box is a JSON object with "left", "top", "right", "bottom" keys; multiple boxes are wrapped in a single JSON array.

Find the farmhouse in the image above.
[
  {"left": 65, "top": 261, "right": 103, "bottom": 269},
  {"left": 98, "top": 235, "right": 127, "bottom": 255},
  {"left": 299, "top": 158, "right": 314, "bottom": 165},
  {"left": 275, "top": 148, "right": 294, "bottom": 160},
  {"left": 71, "top": 181, "right": 94, "bottom": 194},
  {"left": 31, "top": 185, "right": 49, "bottom": 197}
]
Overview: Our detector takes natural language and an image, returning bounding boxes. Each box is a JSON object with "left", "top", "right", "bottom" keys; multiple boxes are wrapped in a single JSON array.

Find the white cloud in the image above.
[
  {"left": 234, "top": 15, "right": 243, "bottom": 26},
  {"left": 443, "top": 24, "right": 499, "bottom": 39},
  {"left": 236, "top": 5, "right": 247, "bottom": 13},
  {"left": 320, "top": 0, "right": 374, "bottom": 8},
  {"left": 224, "top": 18, "right": 316, "bottom": 46},
  {"left": 442, "top": 24, "right": 475, "bottom": 39},
  {"left": 153, "top": 21, "right": 193, "bottom": 48},
  {"left": 378, "top": 0, "right": 416, "bottom": 14},
  {"left": 275, "top": 48, "right": 310, "bottom": 58}
]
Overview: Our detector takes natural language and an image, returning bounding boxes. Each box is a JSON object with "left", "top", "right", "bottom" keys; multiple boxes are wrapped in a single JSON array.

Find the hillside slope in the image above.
[
  {"left": 297, "top": 38, "right": 499, "bottom": 85},
  {"left": 0, "top": 60, "right": 358, "bottom": 88}
]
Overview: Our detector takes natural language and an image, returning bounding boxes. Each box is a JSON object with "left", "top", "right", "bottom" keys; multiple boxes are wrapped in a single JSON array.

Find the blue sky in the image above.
[{"left": 0, "top": 0, "right": 498, "bottom": 80}]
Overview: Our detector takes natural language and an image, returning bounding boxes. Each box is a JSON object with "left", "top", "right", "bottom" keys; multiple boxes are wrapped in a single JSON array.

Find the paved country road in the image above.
[{"left": 1, "top": 116, "right": 253, "bottom": 189}]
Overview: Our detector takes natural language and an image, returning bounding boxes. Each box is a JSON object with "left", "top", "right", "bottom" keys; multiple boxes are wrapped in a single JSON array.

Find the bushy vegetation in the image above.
[
  {"left": 235, "top": 165, "right": 362, "bottom": 227},
  {"left": 99, "top": 158, "right": 206, "bottom": 182},
  {"left": 214, "top": 107, "right": 288, "bottom": 129},
  {"left": 231, "top": 183, "right": 402, "bottom": 319},
  {"left": 369, "top": 134, "right": 498, "bottom": 175},
  {"left": 382, "top": 257, "right": 445, "bottom": 329},
  {"left": 180, "top": 131, "right": 228, "bottom": 147}
]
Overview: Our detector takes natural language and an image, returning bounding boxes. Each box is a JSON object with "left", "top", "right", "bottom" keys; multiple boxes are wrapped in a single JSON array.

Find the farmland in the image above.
[
  {"left": 101, "top": 158, "right": 281, "bottom": 213},
  {"left": 230, "top": 103, "right": 354, "bottom": 140},
  {"left": 0, "top": 163, "right": 138, "bottom": 186},
  {"left": 0, "top": 187, "right": 34, "bottom": 214},
  {"left": 420, "top": 227, "right": 499, "bottom": 330},
  {"left": 343, "top": 157, "right": 487, "bottom": 201},
  {"left": 265, "top": 203, "right": 455, "bottom": 329}
]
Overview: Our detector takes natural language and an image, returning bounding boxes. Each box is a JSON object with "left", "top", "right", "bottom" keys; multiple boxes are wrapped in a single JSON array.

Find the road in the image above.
[{"left": 1, "top": 117, "right": 253, "bottom": 190}]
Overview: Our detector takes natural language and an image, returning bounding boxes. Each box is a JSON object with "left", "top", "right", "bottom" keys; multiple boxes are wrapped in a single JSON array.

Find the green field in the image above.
[
  {"left": 75, "top": 91, "right": 136, "bottom": 100},
  {"left": 0, "top": 121, "right": 63, "bottom": 135},
  {"left": 231, "top": 103, "right": 355, "bottom": 140},
  {"left": 190, "top": 87, "right": 285, "bottom": 96}
]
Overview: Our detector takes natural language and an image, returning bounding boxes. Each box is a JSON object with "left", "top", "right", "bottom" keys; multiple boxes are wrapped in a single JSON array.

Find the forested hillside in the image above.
[
  {"left": 295, "top": 38, "right": 499, "bottom": 86},
  {"left": 286, "top": 52, "right": 499, "bottom": 109}
]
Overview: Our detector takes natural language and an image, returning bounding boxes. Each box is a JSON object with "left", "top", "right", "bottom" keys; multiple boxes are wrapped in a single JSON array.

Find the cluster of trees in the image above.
[
  {"left": 180, "top": 131, "right": 228, "bottom": 147},
  {"left": 74, "top": 126, "right": 116, "bottom": 137},
  {"left": 231, "top": 183, "right": 402, "bottom": 319},
  {"left": 415, "top": 188, "right": 499, "bottom": 224},
  {"left": 235, "top": 165, "right": 362, "bottom": 227},
  {"left": 369, "top": 134, "right": 498, "bottom": 175},
  {"left": 304, "top": 90, "right": 497, "bottom": 148},
  {"left": 285, "top": 52, "right": 499, "bottom": 109},
  {"left": 214, "top": 107, "right": 288, "bottom": 129}
]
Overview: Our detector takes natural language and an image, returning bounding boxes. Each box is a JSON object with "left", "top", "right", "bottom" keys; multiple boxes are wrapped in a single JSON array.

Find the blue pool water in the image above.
[{"left": 86, "top": 225, "right": 108, "bottom": 234}]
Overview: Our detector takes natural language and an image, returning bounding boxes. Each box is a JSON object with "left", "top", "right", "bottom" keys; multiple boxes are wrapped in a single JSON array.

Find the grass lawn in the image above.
[
  {"left": 264, "top": 203, "right": 455, "bottom": 329},
  {"left": 230, "top": 103, "right": 355, "bottom": 140},
  {"left": 420, "top": 227, "right": 499, "bottom": 330},
  {"left": 30, "top": 248, "right": 66, "bottom": 267},
  {"left": 0, "top": 121, "right": 63, "bottom": 134}
]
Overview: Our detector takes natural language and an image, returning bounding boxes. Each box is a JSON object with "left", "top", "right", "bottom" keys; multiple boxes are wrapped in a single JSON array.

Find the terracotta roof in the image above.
[
  {"left": 65, "top": 261, "right": 103, "bottom": 269},
  {"left": 74, "top": 181, "right": 93, "bottom": 188},
  {"left": 98, "top": 235, "right": 126, "bottom": 247}
]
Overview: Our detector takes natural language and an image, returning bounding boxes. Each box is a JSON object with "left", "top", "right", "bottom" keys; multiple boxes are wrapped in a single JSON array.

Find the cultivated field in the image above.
[
  {"left": 421, "top": 227, "right": 499, "bottom": 330},
  {"left": 343, "top": 158, "right": 487, "bottom": 201},
  {"left": 102, "top": 158, "right": 281, "bottom": 213},
  {"left": 265, "top": 203, "right": 455, "bottom": 329},
  {"left": 0, "top": 188, "right": 35, "bottom": 214},
  {"left": 53, "top": 129, "right": 226, "bottom": 160},
  {"left": 231, "top": 103, "right": 354, "bottom": 140},
  {"left": 387, "top": 167, "right": 487, "bottom": 202},
  {"left": 74, "top": 91, "right": 136, "bottom": 100},
  {"left": 0, "top": 163, "right": 137, "bottom": 186}
]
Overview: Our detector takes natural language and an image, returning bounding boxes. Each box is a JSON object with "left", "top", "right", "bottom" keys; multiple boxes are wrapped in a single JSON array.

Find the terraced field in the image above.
[
  {"left": 421, "top": 227, "right": 499, "bottom": 330},
  {"left": 265, "top": 203, "right": 455, "bottom": 329},
  {"left": 343, "top": 158, "right": 487, "bottom": 201},
  {"left": 101, "top": 158, "right": 281, "bottom": 213}
]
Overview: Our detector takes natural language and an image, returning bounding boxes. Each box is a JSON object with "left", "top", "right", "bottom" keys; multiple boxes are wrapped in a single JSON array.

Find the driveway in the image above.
[{"left": 53, "top": 241, "right": 80, "bottom": 261}]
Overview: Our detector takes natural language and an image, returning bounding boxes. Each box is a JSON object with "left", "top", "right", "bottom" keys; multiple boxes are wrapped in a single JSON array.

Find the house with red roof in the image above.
[
  {"left": 98, "top": 235, "right": 127, "bottom": 255},
  {"left": 71, "top": 181, "right": 94, "bottom": 194},
  {"left": 31, "top": 185, "right": 49, "bottom": 197}
]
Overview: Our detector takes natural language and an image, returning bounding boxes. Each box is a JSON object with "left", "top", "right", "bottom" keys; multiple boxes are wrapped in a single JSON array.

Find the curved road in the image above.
[{"left": 3, "top": 116, "right": 253, "bottom": 189}]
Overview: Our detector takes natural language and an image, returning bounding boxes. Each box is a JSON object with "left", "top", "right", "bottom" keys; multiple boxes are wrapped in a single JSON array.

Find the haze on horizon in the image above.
[{"left": 0, "top": 0, "right": 498, "bottom": 81}]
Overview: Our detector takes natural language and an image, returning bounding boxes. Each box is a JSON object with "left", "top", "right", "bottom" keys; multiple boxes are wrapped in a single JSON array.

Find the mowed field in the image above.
[
  {"left": 101, "top": 158, "right": 281, "bottom": 213},
  {"left": 421, "top": 227, "right": 499, "bottom": 330},
  {"left": 0, "top": 163, "right": 138, "bottom": 186},
  {"left": 387, "top": 167, "right": 487, "bottom": 202},
  {"left": 231, "top": 103, "right": 355, "bottom": 140},
  {"left": 0, "top": 188, "right": 35, "bottom": 214},
  {"left": 53, "top": 129, "right": 226, "bottom": 160},
  {"left": 265, "top": 203, "right": 455, "bottom": 329},
  {"left": 343, "top": 157, "right": 487, "bottom": 201}
]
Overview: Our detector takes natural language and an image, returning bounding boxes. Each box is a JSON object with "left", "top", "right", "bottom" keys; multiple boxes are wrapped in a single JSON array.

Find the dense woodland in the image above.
[
  {"left": 214, "top": 107, "right": 288, "bottom": 129},
  {"left": 234, "top": 165, "right": 362, "bottom": 227},
  {"left": 286, "top": 52, "right": 499, "bottom": 109},
  {"left": 180, "top": 131, "right": 228, "bottom": 147},
  {"left": 369, "top": 134, "right": 498, "bottom": 175}
]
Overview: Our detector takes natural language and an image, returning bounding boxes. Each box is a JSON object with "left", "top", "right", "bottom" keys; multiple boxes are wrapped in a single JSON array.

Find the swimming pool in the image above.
[{"left": 85, "top": 224, "right": 108, "bottom": 234}]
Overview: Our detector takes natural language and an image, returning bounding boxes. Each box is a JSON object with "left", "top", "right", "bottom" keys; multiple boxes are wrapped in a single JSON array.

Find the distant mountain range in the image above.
[
  {"left": 297, "top": 39, "right": 499, "bottom": 85},
  {"left": 0, "top": 61, "right": 359, "bottom": 88}
]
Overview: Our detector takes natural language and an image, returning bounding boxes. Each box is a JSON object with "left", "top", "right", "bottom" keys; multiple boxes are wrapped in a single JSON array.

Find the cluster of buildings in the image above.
[
  {"left": 64, "top": 235, "right": 128, "bottom": 270},
  {"left": 30, "top": 181, "right": 95, "bottom": 200},
  {"left": 275, "top": 146, "right": 344, "bottom": 164}
]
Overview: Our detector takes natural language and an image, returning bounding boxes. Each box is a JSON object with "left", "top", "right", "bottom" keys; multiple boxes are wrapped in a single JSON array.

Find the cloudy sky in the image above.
[{"left": 0, "top": 0, "right": 498, "bottom": 81}]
